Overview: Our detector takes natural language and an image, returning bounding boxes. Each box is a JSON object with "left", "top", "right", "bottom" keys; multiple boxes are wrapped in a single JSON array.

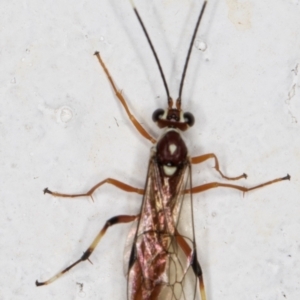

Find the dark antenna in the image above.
[
  {"left": 130, "top": 0, "right": 172, "bottom": 106},
  {"left": 178, "top": 1, "right": 207, "bottom": 105}
]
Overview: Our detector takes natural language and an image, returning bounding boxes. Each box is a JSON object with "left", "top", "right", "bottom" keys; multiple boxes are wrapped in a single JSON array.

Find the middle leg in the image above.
[
  {"left": 44, "top": 177, "right": 144, "bottom": 201},
  {"left": 190, "top": 174, "right": 290, "bottom": 194}
]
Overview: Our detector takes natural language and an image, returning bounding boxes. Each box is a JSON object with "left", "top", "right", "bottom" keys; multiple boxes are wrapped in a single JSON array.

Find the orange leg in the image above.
[
  {"left": 94, "top": 51, "right": 156, "bottom": 144},
  {"left": 44, "top": 178, "right": 144, "bottom": 201},
  {"left": 190, "top": 174, "right": 290, "bottom": 194},
  {"left": 36, "top": 214, "right": 139, "bottom": 286},
  {"left": 175, "top": 231, "right": 206, "bottom": 300},
  {"left": 191, "top": 153, "right": 247, "bottom": 180}
]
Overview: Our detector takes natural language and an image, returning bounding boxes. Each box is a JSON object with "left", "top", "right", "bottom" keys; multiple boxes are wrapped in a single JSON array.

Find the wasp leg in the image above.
[
  {"left": 44, "top": 177, "right": 144, "bottom": 201},
  {"left": 36, "top": 214, "right": 139, "bottom": 286},
  {"left": 191, "top": 153, "right": 247, "bottom": 181},
  {"left": 175, "top": 231, "right": 206, "bottom": 300},
  {"left": 190, "top": 174, "right": 290, "bottom": 194},
  {"left": 94, "top": 51, "right": 156, "bottom": 144}
]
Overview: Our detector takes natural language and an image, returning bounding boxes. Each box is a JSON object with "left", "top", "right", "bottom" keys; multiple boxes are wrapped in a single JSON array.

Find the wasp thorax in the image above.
[{"left": 156, "top": 130, "right": 187, "bottom": 177}]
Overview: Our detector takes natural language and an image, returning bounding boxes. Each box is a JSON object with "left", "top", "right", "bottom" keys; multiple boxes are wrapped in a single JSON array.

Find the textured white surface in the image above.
[{"left": 0, "top": 0, "right": 299, "bottom": 299}]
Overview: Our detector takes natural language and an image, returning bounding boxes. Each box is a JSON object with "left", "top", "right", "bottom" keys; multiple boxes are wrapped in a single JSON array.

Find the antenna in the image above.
[
  {"left": 129, "top": 0, "right": 172, "bottom": 106},
  {"left": 178, "top": 1, "right": 207, "bottom": 105}
]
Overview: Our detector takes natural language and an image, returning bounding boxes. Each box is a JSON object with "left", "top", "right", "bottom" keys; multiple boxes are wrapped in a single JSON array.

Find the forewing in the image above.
[{"left": 127, "top": 158, "right": 199, "bottom": 300}]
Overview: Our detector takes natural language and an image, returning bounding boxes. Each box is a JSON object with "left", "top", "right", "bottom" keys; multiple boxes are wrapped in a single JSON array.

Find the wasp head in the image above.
[{"left": 152, "top": 98, "right": 195, "bottom": 131}]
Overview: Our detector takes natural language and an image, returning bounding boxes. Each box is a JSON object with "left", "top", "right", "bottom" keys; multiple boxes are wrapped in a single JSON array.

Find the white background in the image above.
[{"left": 0, "top": 0, "right": 299, "bottom": 299}]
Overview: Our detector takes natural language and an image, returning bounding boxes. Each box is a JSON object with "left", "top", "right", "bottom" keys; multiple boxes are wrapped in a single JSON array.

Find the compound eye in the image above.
[
  {"left": 183, "top": 112, "right": 195, "bottom": 127},
  {"left": 152, "top": 109, "right": 165, "bottom": 122}
]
